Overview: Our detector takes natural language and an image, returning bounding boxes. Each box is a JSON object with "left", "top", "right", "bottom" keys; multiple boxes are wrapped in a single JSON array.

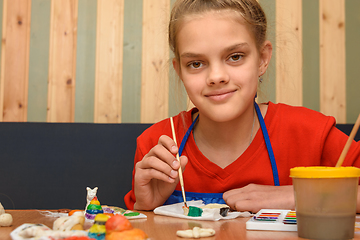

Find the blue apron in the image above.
[{"left": 164, "top": 102, "right": 279, "bottom": 205}]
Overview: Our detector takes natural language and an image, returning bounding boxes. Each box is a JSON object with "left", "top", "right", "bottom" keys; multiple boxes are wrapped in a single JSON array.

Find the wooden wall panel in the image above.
[
  {"left": 319, "top": 0, "right": 346, "bottom": 123},
  {"left": 0, "top": 0, "right": 358, "bottom": 124},
  {"left": 74, "top": 0, "right": 97, "bottom": 123},
  {"left": 141, "top": 0, "right": 170, "bottom": 123},
  {"left": 258, "top": 0, "right": 276, "bottom": 104},
  {"left": 302, "top": 0, "right": 320, "bottom": 112},
  {"left": 47, "top": 0, "right": 78, "bottom": 122},
  {"left": 121, "top": 0, "right": 142, "bottom": 123},
  {"left": 345, "top": 0, "right": 360, "bottom": 123},
  {"left": 0, "top": 0, "right": 31, "bottom": 121},
  {"left": 275, "top": 0, "right": 302, "bottom": 106},
  {"left": 0, "top": 0, "right": 3, "bottom": 120},
  {"left": 27, "top": 0, "right": 51, "bottom": 122},
  {"left": 94, "top": 0, "right": 124, "bottom": 123}
]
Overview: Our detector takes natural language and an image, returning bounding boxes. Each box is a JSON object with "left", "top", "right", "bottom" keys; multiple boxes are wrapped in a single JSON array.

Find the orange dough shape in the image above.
[
  {"left": 105, "top": 215, "right": 133, "bottom": 233},
  {"left": 68, "top": 210, "right": 83, "bottom": 216},
  {"left": 103, "top": 212, "right": 114, "bottom": 217},
  {"left": 106, "top": 228, "right": 148, "bottom": 240},
  {"left": 62, "top": 237, "right": 94, "bottom": 240}
]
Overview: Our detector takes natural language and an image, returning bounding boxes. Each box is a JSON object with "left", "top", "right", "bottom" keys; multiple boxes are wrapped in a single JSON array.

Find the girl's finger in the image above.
[
  {"left": 136, "top": 155, "right": 178, "bottom": 179},
  {"left": 135, "top": 166, "right": 177, "bottom": 184},
  {"left": 158, "top": 135, "right": 179, "bottom": 155}
]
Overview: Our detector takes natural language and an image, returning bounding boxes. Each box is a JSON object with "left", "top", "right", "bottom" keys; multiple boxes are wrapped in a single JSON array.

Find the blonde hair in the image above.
[{"left": 169, "top": 0, "right": 267, "bottom": 61}]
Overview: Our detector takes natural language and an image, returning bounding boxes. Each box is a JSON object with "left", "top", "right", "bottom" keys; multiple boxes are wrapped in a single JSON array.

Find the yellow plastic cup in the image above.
[{"left": 290, "top": 166, "right": 360, "bottom": 240}]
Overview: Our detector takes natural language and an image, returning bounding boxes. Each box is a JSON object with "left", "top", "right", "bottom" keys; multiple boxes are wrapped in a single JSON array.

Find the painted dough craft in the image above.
[
  {"left": 154, "top": 200, "right": 252, "bottom": 221},
  {"left": 182, "top": 203, "right": 231, "bottom": 217},
  {"left": 201, "top": 203, "right": 230, "bottom": 217}
]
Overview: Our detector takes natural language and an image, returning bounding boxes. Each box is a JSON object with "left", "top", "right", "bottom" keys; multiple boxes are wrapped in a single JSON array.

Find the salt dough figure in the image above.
[
  {"left": 0, "top": 202, "right": 4, "bottom": 215},
  {"left": 0, "top": 202, "right": 12, "bottom": 227},
  {"left": 85, "top": 187, "right": 98, "bottom": 210},
  {"left": 177, "top": 227, "right": 215, "bottom": 238},
  {"left": 0, "top": 213, "right": 13, "bottom": 227},
  {"left": 53, "top": 212, "right": 85, "bottom": 231}
]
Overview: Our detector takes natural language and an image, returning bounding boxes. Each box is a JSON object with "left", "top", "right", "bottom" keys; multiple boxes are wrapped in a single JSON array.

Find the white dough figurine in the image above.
[
  {"left": 53, "top": 211, "right": 85, "bottom": 231},
  {"left": 85, "top": 187, "right": 98, "bottom": 210},
  {"left": 0, "top": 202, "right": 13, "bottom": 227},
  {"left": 0, "top": 202, "right": 4, "bottom": 215},
  {"left": 177, "top": 227, "right": 215, "bottom": 238}
]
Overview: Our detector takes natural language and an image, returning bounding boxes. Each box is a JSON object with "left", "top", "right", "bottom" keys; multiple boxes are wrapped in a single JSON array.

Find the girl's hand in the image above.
[
  {"left": 223, "top": 184, "right": 295, "bottom": 213},
  {"left": 133, "top": 135, "right": 188, "bottom": 210}
]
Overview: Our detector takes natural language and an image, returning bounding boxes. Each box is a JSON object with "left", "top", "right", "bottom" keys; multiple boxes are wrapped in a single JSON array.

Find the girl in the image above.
[{"left": 124, "top": 0, "right": 360, "bottom": 213}]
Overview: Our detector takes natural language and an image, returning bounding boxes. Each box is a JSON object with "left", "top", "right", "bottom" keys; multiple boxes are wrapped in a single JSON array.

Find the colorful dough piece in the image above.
[
  {"left": 88, "top": 214, "right": 110, "bottom": 240},
  {"left": 85, "top": 197, "right": 103, "bottom": 220}
]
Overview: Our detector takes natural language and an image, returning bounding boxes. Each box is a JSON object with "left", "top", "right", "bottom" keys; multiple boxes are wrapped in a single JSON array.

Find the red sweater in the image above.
[{"left": 124, "top": 102, "right": 360, "bottom": 209}]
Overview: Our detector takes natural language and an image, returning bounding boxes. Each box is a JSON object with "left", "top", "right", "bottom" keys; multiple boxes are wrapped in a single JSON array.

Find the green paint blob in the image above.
[
  {"left": 187, "top": 206, "right": 203, "bottom": 217},
  {"left": 124, "top": 211, "right": 140, "bottom": 217}
]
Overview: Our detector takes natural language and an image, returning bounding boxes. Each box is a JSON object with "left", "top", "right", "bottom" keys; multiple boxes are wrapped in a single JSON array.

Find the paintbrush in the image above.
[
  {"left": 335, "top": 114, "right": 360, "bottom": 167},
  {"left": 170, "top": 117, "right": 188, "bottom": 208}
]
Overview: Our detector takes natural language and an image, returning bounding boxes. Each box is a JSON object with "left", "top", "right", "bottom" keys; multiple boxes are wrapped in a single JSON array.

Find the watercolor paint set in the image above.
[{"left": 246, "top": 209, "right": 297, "bottom": 231}]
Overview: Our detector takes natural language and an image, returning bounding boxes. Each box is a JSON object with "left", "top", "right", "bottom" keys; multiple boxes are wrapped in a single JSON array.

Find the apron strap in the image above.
[
  {"left": 179, "top": 114, "right": 199, "bottom": 156},
  {"left": 254, "top": 102, "right": 280, "bottom": 186}
]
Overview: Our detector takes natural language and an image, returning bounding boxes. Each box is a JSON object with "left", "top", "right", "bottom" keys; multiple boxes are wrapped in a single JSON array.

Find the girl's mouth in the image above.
[{"left": 205, "top": 90, "right": 237, "bottom": 101}]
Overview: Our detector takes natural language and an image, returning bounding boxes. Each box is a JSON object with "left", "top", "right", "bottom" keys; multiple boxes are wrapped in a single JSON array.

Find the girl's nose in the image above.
[{"left": 206, "top": 63, "right": 230, "bottom": 85}]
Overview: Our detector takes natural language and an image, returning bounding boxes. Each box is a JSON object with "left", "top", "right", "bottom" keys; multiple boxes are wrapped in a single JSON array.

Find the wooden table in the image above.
[{"left": 1, "top": 210, "right": 360, "bottom": 240}]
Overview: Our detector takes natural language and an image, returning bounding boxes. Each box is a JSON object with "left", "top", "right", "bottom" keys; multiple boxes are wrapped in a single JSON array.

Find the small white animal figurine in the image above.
[
  {"left": 85, "top": 187, "right": 98, "bottom": 210},
  {"left": 0, "top": 202, "right": 13, "bottom": 227},
  {"left": 0, "top": 202, "right": 4, "bottom": 215}
]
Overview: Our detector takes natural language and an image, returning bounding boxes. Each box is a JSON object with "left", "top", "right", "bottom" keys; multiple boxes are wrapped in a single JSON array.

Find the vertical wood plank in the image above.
[
  {"left": 28, "top": 0, "right": 51, "bottom": 122},
  {"left": 302, "top": 0, "right": 320, "bottom": 112},
  {"left": 141, "top": 0, "right": 170, "bottom": 123},
  {"left": 275, "top": 0, "right": 302, "bottom": 106},
  {"left": 121, "top": 0, "right": 142, "bottom": 123},
  {"left": 345, "top": 0, "right": 360, "bottom": 123},
  {"left": 168, "top": 0, "right": 189, "bottom": 117},
  {"left": 168, "top": 66, "right": 188, "bottom": 116},
  {"left": 258, "top": 0, "right": 276, "bottom": 104},
  {"left": 0, "top": 0, "right": 31, "bottom": 122},
  {"left": 75, "top": 0, "right": 97, "bottom": 123},
  {"left": 94, "top": 0, "right": 124, "bottom": 123},
  {"left": 47, "top": 0, "right": 78, "bottom": 122},
  {"left": 319, "top": 0, "right": 346, "bottom": 123},
  {"left": 0, "top": 0, "right": 6, "bottom": 121}
]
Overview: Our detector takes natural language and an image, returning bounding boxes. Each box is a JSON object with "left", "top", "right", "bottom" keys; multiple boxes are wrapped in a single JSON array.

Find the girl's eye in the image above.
[
  {"left": 188, "top": 61, "right": 203, "bottom": 69},
  {"left": 229, "top": 54, "right": 242, "bottom": 62}
]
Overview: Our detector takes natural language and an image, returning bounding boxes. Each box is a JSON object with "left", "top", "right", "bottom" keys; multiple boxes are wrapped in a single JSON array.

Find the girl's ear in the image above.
[
  {"left": 172, "top": 58, "right": 182, "bottom": 79},
  {"left": 259, "top": 40, "right": 272, "bottom": 75}
]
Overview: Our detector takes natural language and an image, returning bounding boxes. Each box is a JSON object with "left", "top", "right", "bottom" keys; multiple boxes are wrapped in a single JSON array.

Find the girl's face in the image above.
[{"left": 173, "top": 11, "right": 271, "bottom": 123}]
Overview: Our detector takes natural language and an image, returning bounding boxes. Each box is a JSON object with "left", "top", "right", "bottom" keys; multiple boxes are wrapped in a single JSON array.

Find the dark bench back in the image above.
[
  {"left": 0, "top": 122, "right": 151, "bottom": 210},
  {"left": 0, "top": 122, "right": 357, "bottom": 210},
  {"left": 336, "top": 124, "right": 360, "bottom": 142}
]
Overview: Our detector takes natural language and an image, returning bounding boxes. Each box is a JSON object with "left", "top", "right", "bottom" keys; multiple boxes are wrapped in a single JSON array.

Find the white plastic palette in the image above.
[{"left": 246, "top": 209, "right": 297, "bottom": 231}]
